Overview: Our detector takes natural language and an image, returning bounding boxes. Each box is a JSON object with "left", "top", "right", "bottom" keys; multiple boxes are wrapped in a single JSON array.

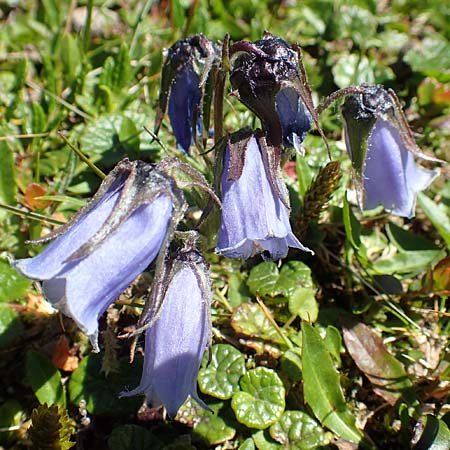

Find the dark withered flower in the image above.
[
  {"left": 12, "top": 159, "right": 185, "bottom": 351},
  {"left": 155, "top": 35, "right": 218, "bottom": 153},
  {"left": 342, "top": 85, "right": 438, "bottom": 218},
  {"left": 122, "top": 247, "right": 211, "bottom": 417},
  {"left": 230, "top": 34, "right": 312, "bottom": 152},
  {"left": 216, "top": 131, "right": 311, "bottom": 260}
]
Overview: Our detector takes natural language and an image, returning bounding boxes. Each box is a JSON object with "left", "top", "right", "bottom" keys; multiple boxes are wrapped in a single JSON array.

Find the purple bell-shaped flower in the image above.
[
  {"left": 12, "top": 159, "right": 185, "bottom": 351},
  {"left": 155, "top": 35, "right": 217, "bottom": 153},
  {"left": 342, "top": 85, "right": 438, "bottom": 218},
  {"left": 216, "top": 132, "right": 311, "bottom": 260},
  {"left": 230, "top": 34, "right": 313, "bottom": 151},
  {"left": 122, "top": 247, "right": 211, "bottom": 417}
]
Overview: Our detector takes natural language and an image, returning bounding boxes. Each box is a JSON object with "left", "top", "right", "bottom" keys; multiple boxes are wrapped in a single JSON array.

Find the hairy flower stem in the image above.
[{"left": 294, "top": 161, "right": 342, "bottom": 238}]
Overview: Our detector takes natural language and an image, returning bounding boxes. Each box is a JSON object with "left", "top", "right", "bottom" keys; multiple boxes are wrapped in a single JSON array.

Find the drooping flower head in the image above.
[
  {"left": 12, "top": 159, "right": 186, "bottom": 351},
  {"left": 216, "top": 130, "right": 311, "bottom": 260},
  {"left": 154, "top": 34, "right": 218, "bottom": 153},
  {"left": 342, "top": 85, "right": 438, "bottom": 218},
  {"left": 122, "top": 244, "right": 211, "bottom": 417},
  {"left": 229, "top": 33, "right": 314, "bottom": 153}
]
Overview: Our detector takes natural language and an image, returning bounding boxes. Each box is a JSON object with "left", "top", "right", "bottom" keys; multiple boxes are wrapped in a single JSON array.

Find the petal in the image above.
[
  {"left": 168, "top": 68, "right": 202, "bottom": 153},
  {"left": 275, "top": 87, "right": 312, "bottom": 150},
  {"left": 363, "top": 119, "right": 437, "bottom": 218},
  {"left": 12, "top": 180, "right": 124, "bottom": 280},
  {"left": 124, "top": 266, "right": 209, "bottom": 416},
  {"left": 216, "top": 136, "right": 310, "bottom": 259},
  {"left": 43, "top": 194, "right": 173, "bottom": 349}
]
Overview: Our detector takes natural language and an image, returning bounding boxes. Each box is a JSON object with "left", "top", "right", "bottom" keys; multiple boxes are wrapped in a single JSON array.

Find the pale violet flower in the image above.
[
  {"left": 342, "top": 85, "right": 438, "bottom": 218},
  {"left": 216, "top": 134, "right": 311, "bottom": 260},
  {"left": 122, "top": 249, "right": 211, "bottom": 417},
  {"left": 12, "top": 159, "right": 183, "bottom": 351}
]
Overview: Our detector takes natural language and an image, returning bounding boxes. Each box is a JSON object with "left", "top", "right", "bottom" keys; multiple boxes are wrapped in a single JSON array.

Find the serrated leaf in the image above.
[
  {"left": 0, "top": 303, "right": 23, "bottom": 347},
  {"left": 26, "top": 350, "right": 66, "bottom": 406},
  {"left": 198, "top": 344, "right": 246, "bottom": 400},
  {"left": 412, "top": 415, "right": 450, "bottom": 450},
  {"left": 301, "top": 322, "right": 364, "bottom": 445},
  {"left": 342, "top": 320, "right": 413, "bottom": 405},
  {"left": 247, "top": 261, "right": 314, "bottom": 300},
  {"left": 108, "top": 425, "right": 162, "bottom": 450},
  {"left": 68, "top": 353, "right": 142, "bottom": 416},
  {"left": 269, "top": 410, "right": 331, "bottom": 450},
  {"left": 417, "top": 193, "right": 450, "bottom": 249},
  {"left": 0, "top": 259, "right": 31, "bottom": 302},
  {"left": 231, "top": 302, "right": 285, "bottom": 345},
  {"left": 231, "top": 367, "right": 285, "bottom": 429},
  {"left": 179, "top": 399, "right": 236, "bottom": 445},
  {"left": 247, "top": 262, "right": 280, "bottom": 297}
]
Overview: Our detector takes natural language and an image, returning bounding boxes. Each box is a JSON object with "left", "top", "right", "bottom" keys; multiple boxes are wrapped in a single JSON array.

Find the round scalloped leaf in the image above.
[
  {"left": 270, "top": 411, "right": 331, "bottom": 449},
  {"left": 252, "top": 430, "right": 282, "bottom": 449},
  {"left": 179, "top": 399, "right": 237, "bottom": 445},
  {"left": 198, "top": 344, "right": 246, "bottom": 400},
  {"left": 231, "top": 302, "right": 285, "bottom": 345},
  {"left": 231, "top": 367, "right": 285, "bottom": 429}
]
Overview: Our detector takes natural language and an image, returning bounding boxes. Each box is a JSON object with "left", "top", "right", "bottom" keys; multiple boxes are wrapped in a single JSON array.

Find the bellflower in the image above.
[
  {"left": 155, "top": 35, "right": 217, "bottom": 153},
  {"left": 230, "top": 34, "right": 312, "bottom": 151},
  {"left": 342, "top": 85, "right": 438, "bottom": 218},
  {"left": 122, "top": 248, "right": 211, "bottom": 417},
  {"left": 216, "top": 132, "right": 311, "bottom": 260},
  {"left": 12, "top": 159, "right": 185, "bottom": 351}
]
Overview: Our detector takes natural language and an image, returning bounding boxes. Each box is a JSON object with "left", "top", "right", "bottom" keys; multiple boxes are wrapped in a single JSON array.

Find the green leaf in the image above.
[
  {"left": 417, "top": 193, "right": 450, "bottom": 249},
  {"left": 171, "top": 0, "right": 186, "bottom": 28},
  {"left": 404, "top": 35, "right": 450, "bottom": 81},
  {"left": 296, "top": 153, "right": 313, "bottom": 198},
  {"left": 252, "top": 430, "right": 282, "bottom": 449},
  {"left": 324, "top": 325, "right": 342, "bottom": 366},
  {"left": 343, "top": 194, "right": 361, "bottom": 249},
  {"left": 412, "top": 415, "right": 450, "bottom": 450},
  {"left": 0, "top": 141, "right": 17, "bottom": 219},
  {"left": 25, "top": 350, "right": 66, "bottom": 406},
  {"left": 342, "top": 320, "right": 413, "bottom": 405},
  {"left": 301, "top": 322, "right": 364, "bottom": 445},
  {"left": 247, "top": 261, "right": 315, "bottom": 302},
  {"left": 231, "top": 367, "right": 285, "bottom": 429},
  {"left": 68, "top": 354, "right": 142, "bottom": 416},
  {"left": 198, "top": 344, "right": 246, "bottom": 400},
  {"left": 179, "top": 399, "right": 237, "bottom": 445},
  {"left": 108, "top": 425, "right": 162, "bottom": 450},
  {"left": 386, "top": 222, "right": 439, "bottom": 251},
  {"left": 280, "top": 348, "right": 303, "bottom": 383},
  {"left": 372, "top": 249, "right": 444, "bottom": 275},
  {"left": 79, "top": 112, "right": 148, "bottom": 168},
  {"left": 288, "top": 288, "right": 318, "bottom": 322},
  {"left": 0, "top": 399, "right": 23, "bottom": 444},
  {"left": 0, "top": 303, "right": 23, "bottom": 347},
  {"left": 269, "top": 410, "right": 331, "bottom": 449},
  {"left": 239, "top": 438, "right": 256, "bottom": 450},
  {"left": 0, "top": 259, "right": 31, "bottom": 302},
  {"left": 247, "top": 262, "right": 280, "bottom": 297},
  {"left": 59, "top": 33, "right": 82, "bottom": 85},
  {"left": 231, "top": 302, "right": 285, "bottom": 345}
]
